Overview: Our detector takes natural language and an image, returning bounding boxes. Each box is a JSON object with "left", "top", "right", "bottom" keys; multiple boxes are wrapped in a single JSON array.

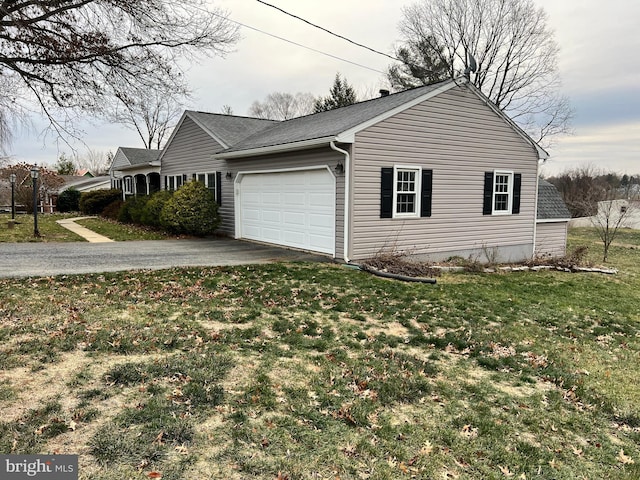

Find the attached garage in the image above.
[{"left": 236, "top": 168, "right": 336, "bottom": 255}]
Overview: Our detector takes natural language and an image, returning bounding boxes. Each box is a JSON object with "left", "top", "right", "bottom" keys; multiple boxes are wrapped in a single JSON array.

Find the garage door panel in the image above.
[
  {"left": 283, "top": 211, "right": 306, "bottom": 227},
  {"left": 239, "top": 169, "right": 335, "bottom": 255},
  {"left": 308, "top": 213, "right": 334, "bottom": 229}
]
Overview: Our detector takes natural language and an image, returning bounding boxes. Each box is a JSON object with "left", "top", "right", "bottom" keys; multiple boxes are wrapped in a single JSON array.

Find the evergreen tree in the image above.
[
  {"left": 313, "top": 74, "right": 358, "bottom": 113},
  {"left": 55, "top": 153, "right": 77, "bottom": 175}
]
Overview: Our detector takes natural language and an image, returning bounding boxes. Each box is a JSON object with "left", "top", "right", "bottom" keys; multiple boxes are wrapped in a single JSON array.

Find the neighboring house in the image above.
[
  {"left": 109, "top": 147, "right": 161, "bottom": 199},
  {"left": 535, "top": 179, "right": 571, "bottom": 258},
  {"left": 49, "top": 175, "right": 112, "bottom": 212},
  {"left": 570, "top": 199, "right": 640, "bottom": 230},
  {"left": 60, "top": 175, "right": 111, "bottom": 193},
  {"left": 154, "top": 77, "right": 558, "bottom": 263},
  {"left": 75, "top": 169, "right": 94, "bottom": 177}
]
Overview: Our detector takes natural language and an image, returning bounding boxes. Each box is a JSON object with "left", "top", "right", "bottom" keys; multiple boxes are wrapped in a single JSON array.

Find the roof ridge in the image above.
[{"left": 185, "top": 110, "right": 280, "bottom": 122}]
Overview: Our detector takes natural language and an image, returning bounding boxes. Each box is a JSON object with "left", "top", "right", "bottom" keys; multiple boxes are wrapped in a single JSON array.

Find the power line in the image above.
[
  {"left": 255, "top": 0, "right": 399, "bottom": 62},
  {"left": 203, "top": 9, "right": 387, "bottom": 75}
]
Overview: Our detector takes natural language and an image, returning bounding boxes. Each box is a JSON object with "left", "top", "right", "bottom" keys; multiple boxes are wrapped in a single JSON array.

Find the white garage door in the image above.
[{"left": 239, "top": 169, "right": 335, "bottom": 255}]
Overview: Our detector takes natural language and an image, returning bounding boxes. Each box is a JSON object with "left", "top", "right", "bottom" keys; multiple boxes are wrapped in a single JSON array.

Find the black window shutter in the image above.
[
  {"left": 192, "top": 173, "right": 197, "bottom": 181},
  {"left": 216, "top": 172, "right": 222, "bottom": 206},
  {"left": 420, "top": 169, "right": 433, "bottom": 217},
  {"left": 380, "top": 167, "right": 394, "bottom": 218},
  {"left": 483, "top": 172, "right": 494, "bottom": 215},
  {"left": 512, "top": 173, "right": 522, "bottom": 214},
  {"left": 182, "top": 174, "right": 187, "bottom": 182}
]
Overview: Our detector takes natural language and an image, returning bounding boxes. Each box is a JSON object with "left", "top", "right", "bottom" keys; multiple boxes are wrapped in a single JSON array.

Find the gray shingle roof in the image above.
[
  {"left": 186, "top": 111, "right": 278, "bottom": 149},
  {"left": 120, "top": 147, "right": 161, "bottom": 165},
  {"left": 223, "top": 80, "right": 450, "bottom": 153},
  {"left": 537, "top": 179, "right": 571, "bottom": 220}
]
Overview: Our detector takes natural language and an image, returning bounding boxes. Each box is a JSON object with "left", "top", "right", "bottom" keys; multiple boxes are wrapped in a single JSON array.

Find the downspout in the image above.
[{"left": 330, "top": 141, "right": 351, "bottom": 263}]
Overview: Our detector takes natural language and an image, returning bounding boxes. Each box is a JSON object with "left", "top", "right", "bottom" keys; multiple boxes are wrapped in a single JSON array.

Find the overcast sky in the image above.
[{"left": 8, "top": 0, "right": 640, "bottom": 176}]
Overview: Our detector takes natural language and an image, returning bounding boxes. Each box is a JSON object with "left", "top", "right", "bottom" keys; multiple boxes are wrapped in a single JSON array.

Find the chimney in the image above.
[{"left": 379, "top": 89, "right": 390, "bottom": 97}]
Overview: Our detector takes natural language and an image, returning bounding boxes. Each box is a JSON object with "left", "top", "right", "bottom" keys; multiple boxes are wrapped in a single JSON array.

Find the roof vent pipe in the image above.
[{"left": 379, "top": 89, "right": 390, "bottom": 97}]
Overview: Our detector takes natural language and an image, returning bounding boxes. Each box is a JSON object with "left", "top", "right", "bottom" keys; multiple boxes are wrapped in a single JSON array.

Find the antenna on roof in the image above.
[{"left": 464, "top": 52, "right": 477, "bottom": 79}]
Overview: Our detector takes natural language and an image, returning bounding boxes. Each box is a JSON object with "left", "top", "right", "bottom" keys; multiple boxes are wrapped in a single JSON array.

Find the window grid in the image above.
[
  {"left": 396, "top": 169, "right": 417, "bottom": 215},
  {"left": 493, "top": 173, "right": 511, "bottom": 213}
]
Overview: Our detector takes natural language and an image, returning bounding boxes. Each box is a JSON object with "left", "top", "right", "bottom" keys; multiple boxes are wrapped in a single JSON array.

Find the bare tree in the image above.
[
  {"left": 221, "top": 105, "right": 234, "bottom": 115},
  {"left": 591, "top": 192, "right": 637, "bottom": 262},
  {"left": 249, "top": 92, "right": 316, "bottom": 120},
  {"left": 74, "top": 149, "right": 112, "bottom": 176},
  {"left": 0, "top": 0, "right": 239, "bottom": 150},
  {"left": 396, "top": 0, "right": 572, "bottom": 146},
  {"left": 546, "top": 166, "right": 607, "bottom": 218},
  {"left": 388, "top": 36, "right": 451, "bottom": 90},
  {"left": 109, "top": 92, "right": 183, "bottom": 149}
]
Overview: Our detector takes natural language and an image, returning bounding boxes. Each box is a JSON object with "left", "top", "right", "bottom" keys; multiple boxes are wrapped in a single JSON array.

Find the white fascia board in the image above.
[
  {"left": 536, "top": 218, "right": 571, "bottom": 223},
  {"left": 216, "top": 136, "right": 338, "bottom": 159},
  {"left": 334, "top": 79, "right": 460, "bottom": 143}
]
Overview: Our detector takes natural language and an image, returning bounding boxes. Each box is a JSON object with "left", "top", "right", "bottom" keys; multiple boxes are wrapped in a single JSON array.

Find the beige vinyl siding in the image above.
[
  {"left": 535, "top": 222, "right": 568, "bottom": 258},
  {"left": 228, "top": 147, "right": 345, "bottom": 258},
  {"left": 110, "top": 149, "right": 131, "bottom": 173},
  {"left": 160, "top": 116, "right": 235, "bottom": 234},
  {"left": 350, "top": 86, "right": 539, "bottom": 262}
]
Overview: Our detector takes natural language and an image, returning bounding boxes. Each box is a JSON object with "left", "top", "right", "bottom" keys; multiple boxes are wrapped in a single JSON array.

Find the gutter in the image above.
[
  {"left": 330, "top": 141, "right": 351, "bottom": 263},
  {"left": 216, "top": 137, "right": 336, "bottom": 159}
]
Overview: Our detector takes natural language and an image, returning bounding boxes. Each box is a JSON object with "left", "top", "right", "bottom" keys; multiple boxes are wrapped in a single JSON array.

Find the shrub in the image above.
[
  {"left": 160, "top": 181, "right": 220, "bottom": 236},
  {"left": 79, "top": 189, "right": 122, "bottom": 215},
  {"left": 117, "top": 195, "right": 149, "bottom": 224},
  {"left": 141, "top": 190, "right": 173, "bottom": 228},
  {"left": 101, "top": 200, "right": 124, "bottom": 220},
  {"left": 57, "top": 189, "right": 81, "bottom": 213}
]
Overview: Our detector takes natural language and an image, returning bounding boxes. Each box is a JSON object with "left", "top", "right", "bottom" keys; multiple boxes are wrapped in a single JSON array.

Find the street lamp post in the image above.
[
  {"left": 9, "top": 173, "right": 16, "bottom": 220},
  {"left": 30, "top": 166, "right": 40, "bottom": 237}
]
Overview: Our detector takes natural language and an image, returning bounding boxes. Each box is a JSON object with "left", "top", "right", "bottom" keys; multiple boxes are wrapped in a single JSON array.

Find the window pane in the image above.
[
  {"left": 494, "top": 194, "right": 508, "bottom": 211},
  {"left": 493, "top": 173, "right": 511, "bottom": 212},
  {"left": 397, "top": 194, "right": 416, "bottom": 213},
  {"left": 197, "top": 174, "right": 206, "bottom": 184}
]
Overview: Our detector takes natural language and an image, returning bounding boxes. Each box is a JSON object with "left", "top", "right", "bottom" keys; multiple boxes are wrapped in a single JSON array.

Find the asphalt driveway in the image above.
[{"left": 0, "top": 238, "right": 327, "bottom": 278}]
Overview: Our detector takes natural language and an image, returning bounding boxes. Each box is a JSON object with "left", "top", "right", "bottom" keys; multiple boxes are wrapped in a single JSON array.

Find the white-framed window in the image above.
[
  {"left": 123, "top": 176, "right": 133, "bottom": 195},
  {"left": 393, "top": 166, "right": 421, "bottom": 218},
  {"left": 165, "top": 175, "right": 184, "bottom": 191},
  {"left": 195, "top": 172, "right": 217, "bottom": 197},
  {"left": 493, "top": 171, "right": 513, "bottom": 214}
]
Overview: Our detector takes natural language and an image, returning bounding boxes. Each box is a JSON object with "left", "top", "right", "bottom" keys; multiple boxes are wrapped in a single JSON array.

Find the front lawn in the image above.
[
  {"left": 0, "top": 214, "right": 171, "bottom": 242},
  {"left": 0, "top": 228, "right": 638, "bottom": 479}
]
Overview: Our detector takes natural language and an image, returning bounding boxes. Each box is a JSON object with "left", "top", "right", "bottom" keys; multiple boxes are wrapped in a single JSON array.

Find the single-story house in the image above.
[
  {"left": 109, "top": 147, "right": 162, "bottom": 199},
  {"left": 116, "top": 77, "right": 571, "bottom": 263},
  {"left": 60, "top": 175, "right": 111, "bottom": 193}
]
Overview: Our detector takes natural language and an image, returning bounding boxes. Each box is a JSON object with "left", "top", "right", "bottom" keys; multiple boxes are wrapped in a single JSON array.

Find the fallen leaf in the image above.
[
  {"left": 420, "top": 440, "right": 434, "bottom": 456},
  {"left": 499, "top": 465, "right": 514, "bottom": 477},
  {"left": 68, "top": 420, "right": 78, "bottom": 432},
  {"left": 617, "top": 449, "right": 635, "bottom": 465},
  {"left": 571, "top": 446, "right": 583, "bottom": 456},
  {"left": 147, "top": 472, "right": 162, "bottom": 479},
  {"left": 275, "top": 472, "right": 289, "bottom": 480}
]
